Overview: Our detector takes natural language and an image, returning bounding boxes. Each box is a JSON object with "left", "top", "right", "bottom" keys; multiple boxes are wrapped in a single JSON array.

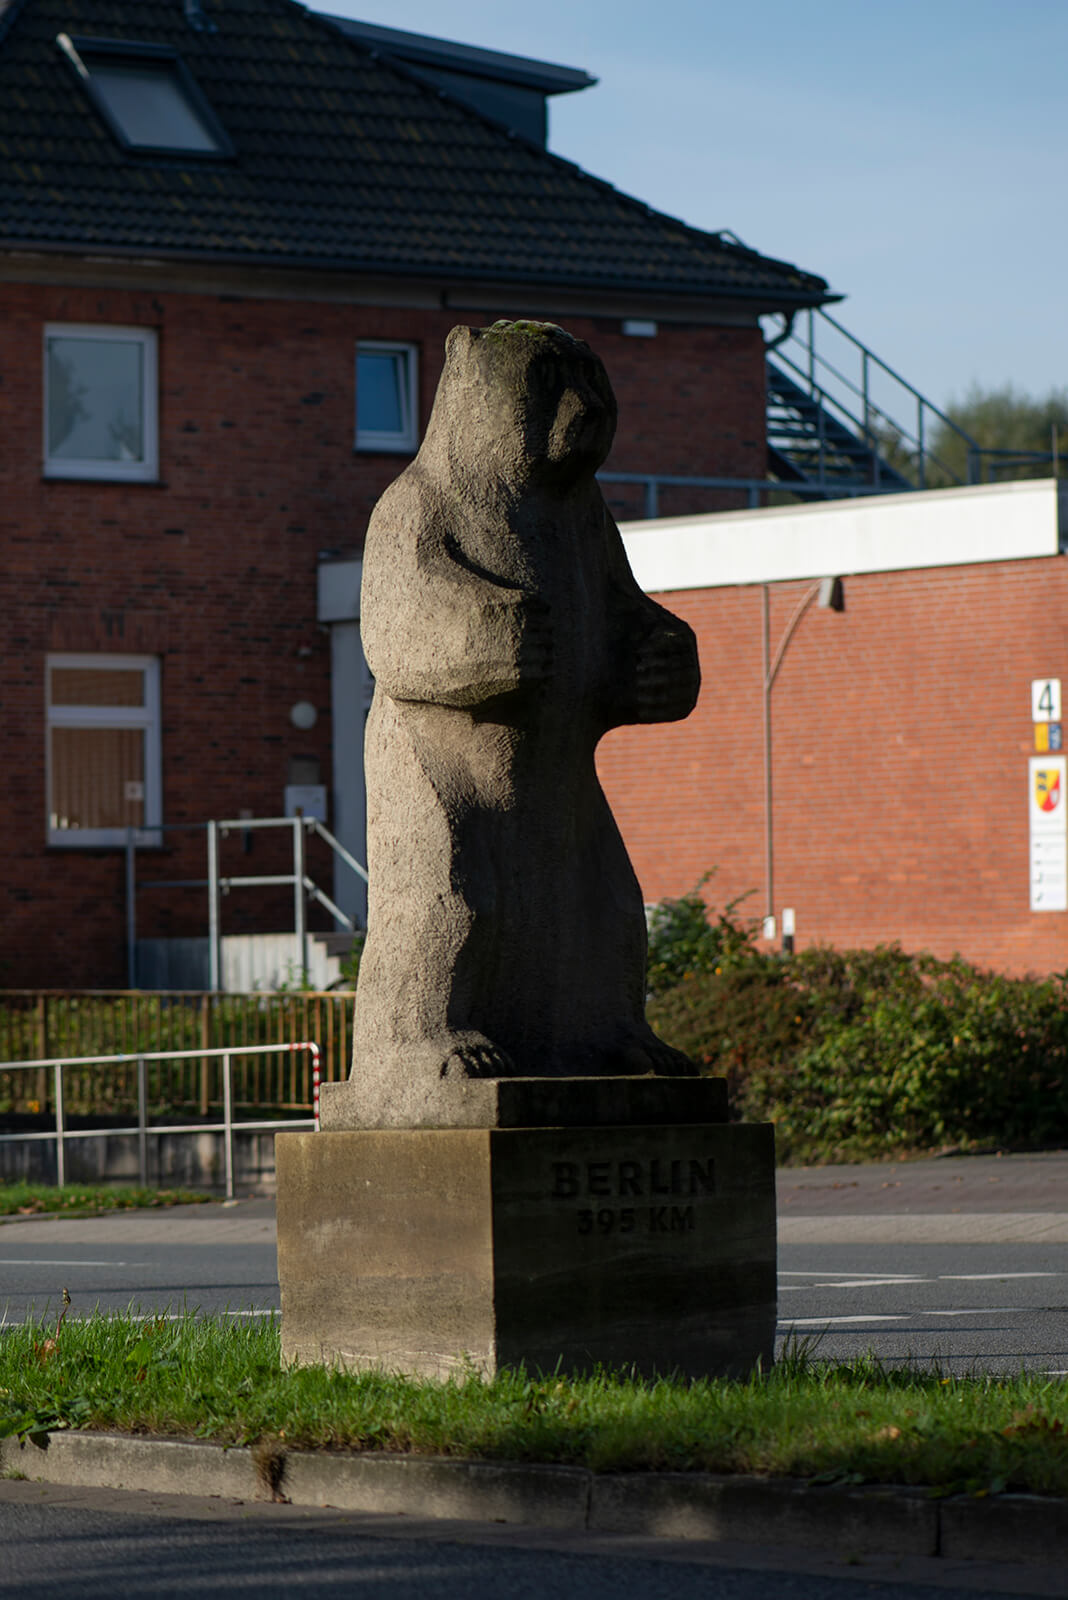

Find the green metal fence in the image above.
[{"left": 0, "top": 992, "right": 354, "bottom": 1117}]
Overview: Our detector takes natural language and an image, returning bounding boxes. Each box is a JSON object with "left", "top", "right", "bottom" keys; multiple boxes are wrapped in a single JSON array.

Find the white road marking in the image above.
[
  {"left": 924, "top": 1307, "right": 1022, "bottom": 1317},
  {"left": 779, "top": 1315, "right": 905, "bottom": 1326},
  {"left": 938, "top": 1272, "right": 1059, "bottom": 1281},
  {"left": 781, "top": 1305, "right": 1026, "bottom": 1322},
  {"left": 778, "top": 1270, "right": 901, "bottom": 1278},
  {"left": 778, "top": 1272, "right": 928, "bottom": 1287},
  {"left": 779, "top": 1271, "right": 1061, "bottom": 1295},
  {"left": 0, "top": 1259, "right": 129, "bottom": 1267},
  {"left": 818, "top": 1278, "right": 927, "bottom": 1289}
]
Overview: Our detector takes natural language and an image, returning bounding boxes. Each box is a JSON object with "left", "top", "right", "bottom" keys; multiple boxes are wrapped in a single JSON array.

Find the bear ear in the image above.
[{"left": 445, "top": 325, "right": 476, "bottom": 358}]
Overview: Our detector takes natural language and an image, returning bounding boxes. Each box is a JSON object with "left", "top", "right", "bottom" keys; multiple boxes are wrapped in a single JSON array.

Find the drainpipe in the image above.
[
  {"left": 762, "top": 588, "right": 773, "bottom": 928},
  {"left": 317, "top": 555, "right": 369, "bottom": 929},
  {"left": 763, "top": 311, "right": 796, "bottom": 353}
]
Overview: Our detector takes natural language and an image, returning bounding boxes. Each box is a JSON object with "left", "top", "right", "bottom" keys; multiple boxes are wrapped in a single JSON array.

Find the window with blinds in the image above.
[{"left": 46, "top": 655, "right": 161, "bottom": 846}]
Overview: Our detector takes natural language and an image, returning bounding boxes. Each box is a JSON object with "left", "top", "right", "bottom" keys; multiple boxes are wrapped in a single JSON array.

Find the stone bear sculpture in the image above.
[{"left": 349, "top": 321, "right": 700, "bottom": 1126}]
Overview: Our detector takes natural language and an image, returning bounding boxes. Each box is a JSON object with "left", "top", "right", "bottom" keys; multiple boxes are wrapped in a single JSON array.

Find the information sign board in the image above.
[{"left": 1029, "top": 755, "right": 1068, "bottom": 911}]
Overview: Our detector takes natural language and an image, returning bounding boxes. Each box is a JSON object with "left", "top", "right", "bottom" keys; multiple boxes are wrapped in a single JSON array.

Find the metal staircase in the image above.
[
  {"left": 765, "top": 309, "right": 980, "bottom": 499},
  {"left": 604, "top": 308, "right": 1053, "bottom": 516},
  {"left": 766, "top": 358, "right": 913, "bottom": 494}
]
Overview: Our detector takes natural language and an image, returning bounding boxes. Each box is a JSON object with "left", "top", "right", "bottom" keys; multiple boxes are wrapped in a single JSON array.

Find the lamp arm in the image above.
[{"left": 765, "top": 580, "right": 822, "bottom": 692}]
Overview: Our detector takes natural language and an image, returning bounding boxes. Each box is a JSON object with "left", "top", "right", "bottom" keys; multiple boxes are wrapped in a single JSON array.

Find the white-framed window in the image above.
[
  {"left": 355, "top": 341, "right": 418, "bottom": 452},
  {"left": 43, "top": 324, "right": 159, "bottom": 481},
  {"left": 46, "top": 655, "right": 162, "bottom": 847}
]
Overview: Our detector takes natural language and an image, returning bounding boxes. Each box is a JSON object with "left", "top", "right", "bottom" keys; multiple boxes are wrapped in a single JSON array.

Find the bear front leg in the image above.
[{"left": 369, "top": 581, "right": 554, "bottom": 713}]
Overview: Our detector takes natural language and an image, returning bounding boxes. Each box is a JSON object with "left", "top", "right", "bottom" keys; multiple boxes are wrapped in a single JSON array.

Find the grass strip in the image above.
[
  {"left": 0, "top": 1183, "right": 215, "bottom": 1220},
  {"left": 1, "top": 1314, "right": 1066, "bottom": 1497}
]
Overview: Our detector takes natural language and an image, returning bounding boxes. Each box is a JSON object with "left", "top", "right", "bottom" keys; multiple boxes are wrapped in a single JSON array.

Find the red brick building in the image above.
[
  {"left": 598, "top": 480, "right": 1068, "bottom": 976},
  {"left": 0, "top": 0, "right": 831, "bottom": 987}
]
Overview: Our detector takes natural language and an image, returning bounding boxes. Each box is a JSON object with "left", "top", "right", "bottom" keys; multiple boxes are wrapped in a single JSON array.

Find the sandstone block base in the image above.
[
  {"left": 319, "top": 1072, "right": 727, "bottom": 1130},
  {"left": 276, "top": 1121, "right": 776, "bottom": 1380}
]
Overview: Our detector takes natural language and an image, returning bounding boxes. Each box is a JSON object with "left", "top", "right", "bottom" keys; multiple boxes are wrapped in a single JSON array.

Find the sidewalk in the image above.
[
  {"left": 0, "top": 1195, "right": 278, "bottom": 1242},
  {"left": 778, "top": 1148, "right": 1068, "bottom": 1244}
]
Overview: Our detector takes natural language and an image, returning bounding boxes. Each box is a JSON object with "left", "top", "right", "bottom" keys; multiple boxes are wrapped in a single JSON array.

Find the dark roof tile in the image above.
[{"left": 0, "top": 0, "right": 830, "bottom": 307}]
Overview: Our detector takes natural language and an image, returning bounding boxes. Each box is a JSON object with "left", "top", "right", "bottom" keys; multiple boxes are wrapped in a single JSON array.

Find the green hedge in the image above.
[{"left": 646, "top": 884, "right": 1068, "bottom": 1162}]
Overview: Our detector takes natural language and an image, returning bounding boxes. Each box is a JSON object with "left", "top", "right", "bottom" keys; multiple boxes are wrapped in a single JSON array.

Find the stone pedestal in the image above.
[{"left": 277, "top": 1080, "right": 776, "bottom": 1380}]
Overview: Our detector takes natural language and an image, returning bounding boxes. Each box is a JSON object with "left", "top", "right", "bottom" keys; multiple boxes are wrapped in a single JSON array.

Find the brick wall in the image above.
[
  {"left": 1, "top": 276, "right": 765, "bottom": 986},
  {"left": 597, "top": 558, "right": 1068, "bottom": 976}
]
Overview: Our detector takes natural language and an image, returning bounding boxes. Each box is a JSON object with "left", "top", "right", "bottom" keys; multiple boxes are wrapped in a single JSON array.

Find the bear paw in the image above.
[
  {"left": 610, "top": 1027, "right": 698, "bottom": 1078},
  {"left": 438, "top": 1033, "right": 516, "bottom": 1080}
]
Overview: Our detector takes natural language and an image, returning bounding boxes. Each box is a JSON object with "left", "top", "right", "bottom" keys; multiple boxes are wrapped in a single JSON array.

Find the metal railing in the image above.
[
  {"left": 604, "top": 308, "right": 1059, "bottom": 519},
  {"left": 0, "top": 1041, "right": 320, "bottom": 1200},
  {"left": 126, "top": 814, "right": 368, "bottom": 989},
  {"left": 769, "top": 308, "right": 982, "bottom": 490},
  {"left": 0, "top": 991, "right": 350, "bottom": 1114},
  {"left": 597, "top": 470, "right": 886, "bottom": 519},
  {"left": 205, "top": 815, "right": 368, "bottom": 990}
]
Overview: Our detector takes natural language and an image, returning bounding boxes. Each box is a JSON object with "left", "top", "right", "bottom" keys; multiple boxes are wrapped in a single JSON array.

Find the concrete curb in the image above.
[
  {"left": 779, "top": 1211, "right": 1068, "bottom": 1244},
  {"left": 2, "top": 1431, "right": 1066, "bottom": 1567}
]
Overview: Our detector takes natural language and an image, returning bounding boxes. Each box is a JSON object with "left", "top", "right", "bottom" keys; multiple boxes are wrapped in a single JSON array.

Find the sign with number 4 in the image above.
[{"left": 1032, "top": 679, "right": 1062, "bottom": 722}]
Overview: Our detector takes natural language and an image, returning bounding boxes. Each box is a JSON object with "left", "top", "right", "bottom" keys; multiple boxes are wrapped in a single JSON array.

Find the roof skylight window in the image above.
[{"left": 57, "top": 34, "right": 233, "bottom": 157}]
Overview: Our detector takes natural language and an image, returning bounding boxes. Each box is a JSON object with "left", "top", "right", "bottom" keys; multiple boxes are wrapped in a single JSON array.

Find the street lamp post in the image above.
[{"left": 761, "top": 576, "right": 843, "bottom": 940}]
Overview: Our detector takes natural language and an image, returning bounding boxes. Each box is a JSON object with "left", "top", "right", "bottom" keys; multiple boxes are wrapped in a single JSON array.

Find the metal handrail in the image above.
[
  {"left": 127, "top": 815, "right": 370, "bottom": 988},
  {"left": 206, "top": 817, "right": 368, "bottom": 990},
  {"left": 309, "top": 817, "right": 369, "bottom": 885},
  {"left": 817, "top": 309, "right": 969, "bottom": 425},
  {"left": 607, "top": 308, "right": 1056, "bottom": 519},
  {"left": 0, "top": 1041, "right": 321, "bottom": 1200},
  {"left": 771, "top": 308, "right": 983, "bottom": 490},
  {"left": 770, "top": 347, "right": 968, "bottom": 490},
  {"left": 598, "top": 470, "right": 890, "bottom": 519}
]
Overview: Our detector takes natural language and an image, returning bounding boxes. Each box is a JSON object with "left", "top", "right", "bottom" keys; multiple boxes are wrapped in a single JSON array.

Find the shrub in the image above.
[
  {"left": 645, "top": 878, "right": 1068, "bottom": 1161},
  {"left": 755, "top": 951, "right": 1068, "bottom": 1161},
  {"left": 645, "top": 873, "right": 759, "bottom": 995},
  {"left": 647, "top": 961, "right": 810, "bottom": 1109}
]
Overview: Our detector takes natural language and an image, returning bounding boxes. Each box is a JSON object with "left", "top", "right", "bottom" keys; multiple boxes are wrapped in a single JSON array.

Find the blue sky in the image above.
[{"left": 321, "top": 0, "right": 1066, "bottom": 413}]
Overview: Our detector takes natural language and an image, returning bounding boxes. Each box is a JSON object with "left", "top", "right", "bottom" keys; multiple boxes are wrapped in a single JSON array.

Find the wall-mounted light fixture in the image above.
[
  {"left": 818, "top": 576, "right": 845, "bottom": 612},
  {"left": 290, "top": 700, "right": 317, "bottom": 730}
]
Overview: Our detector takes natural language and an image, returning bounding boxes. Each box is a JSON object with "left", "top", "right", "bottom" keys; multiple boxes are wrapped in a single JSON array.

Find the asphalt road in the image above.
[
  {"left": 777, "top": 1149, "right": 1068, "bottom": 1373},
  {"left": 0, "top": 1199, "right": 279, "bottom": 1324},
  {"left": 0, "top": 1481, "right": 1057, "bottom": 1600},
  {"left": 778, "top": 1243, "right": 1068, "bottom": 1373},
  {"left": 2, "top": 1151, "right": 1066, "bottom": 1374}
]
